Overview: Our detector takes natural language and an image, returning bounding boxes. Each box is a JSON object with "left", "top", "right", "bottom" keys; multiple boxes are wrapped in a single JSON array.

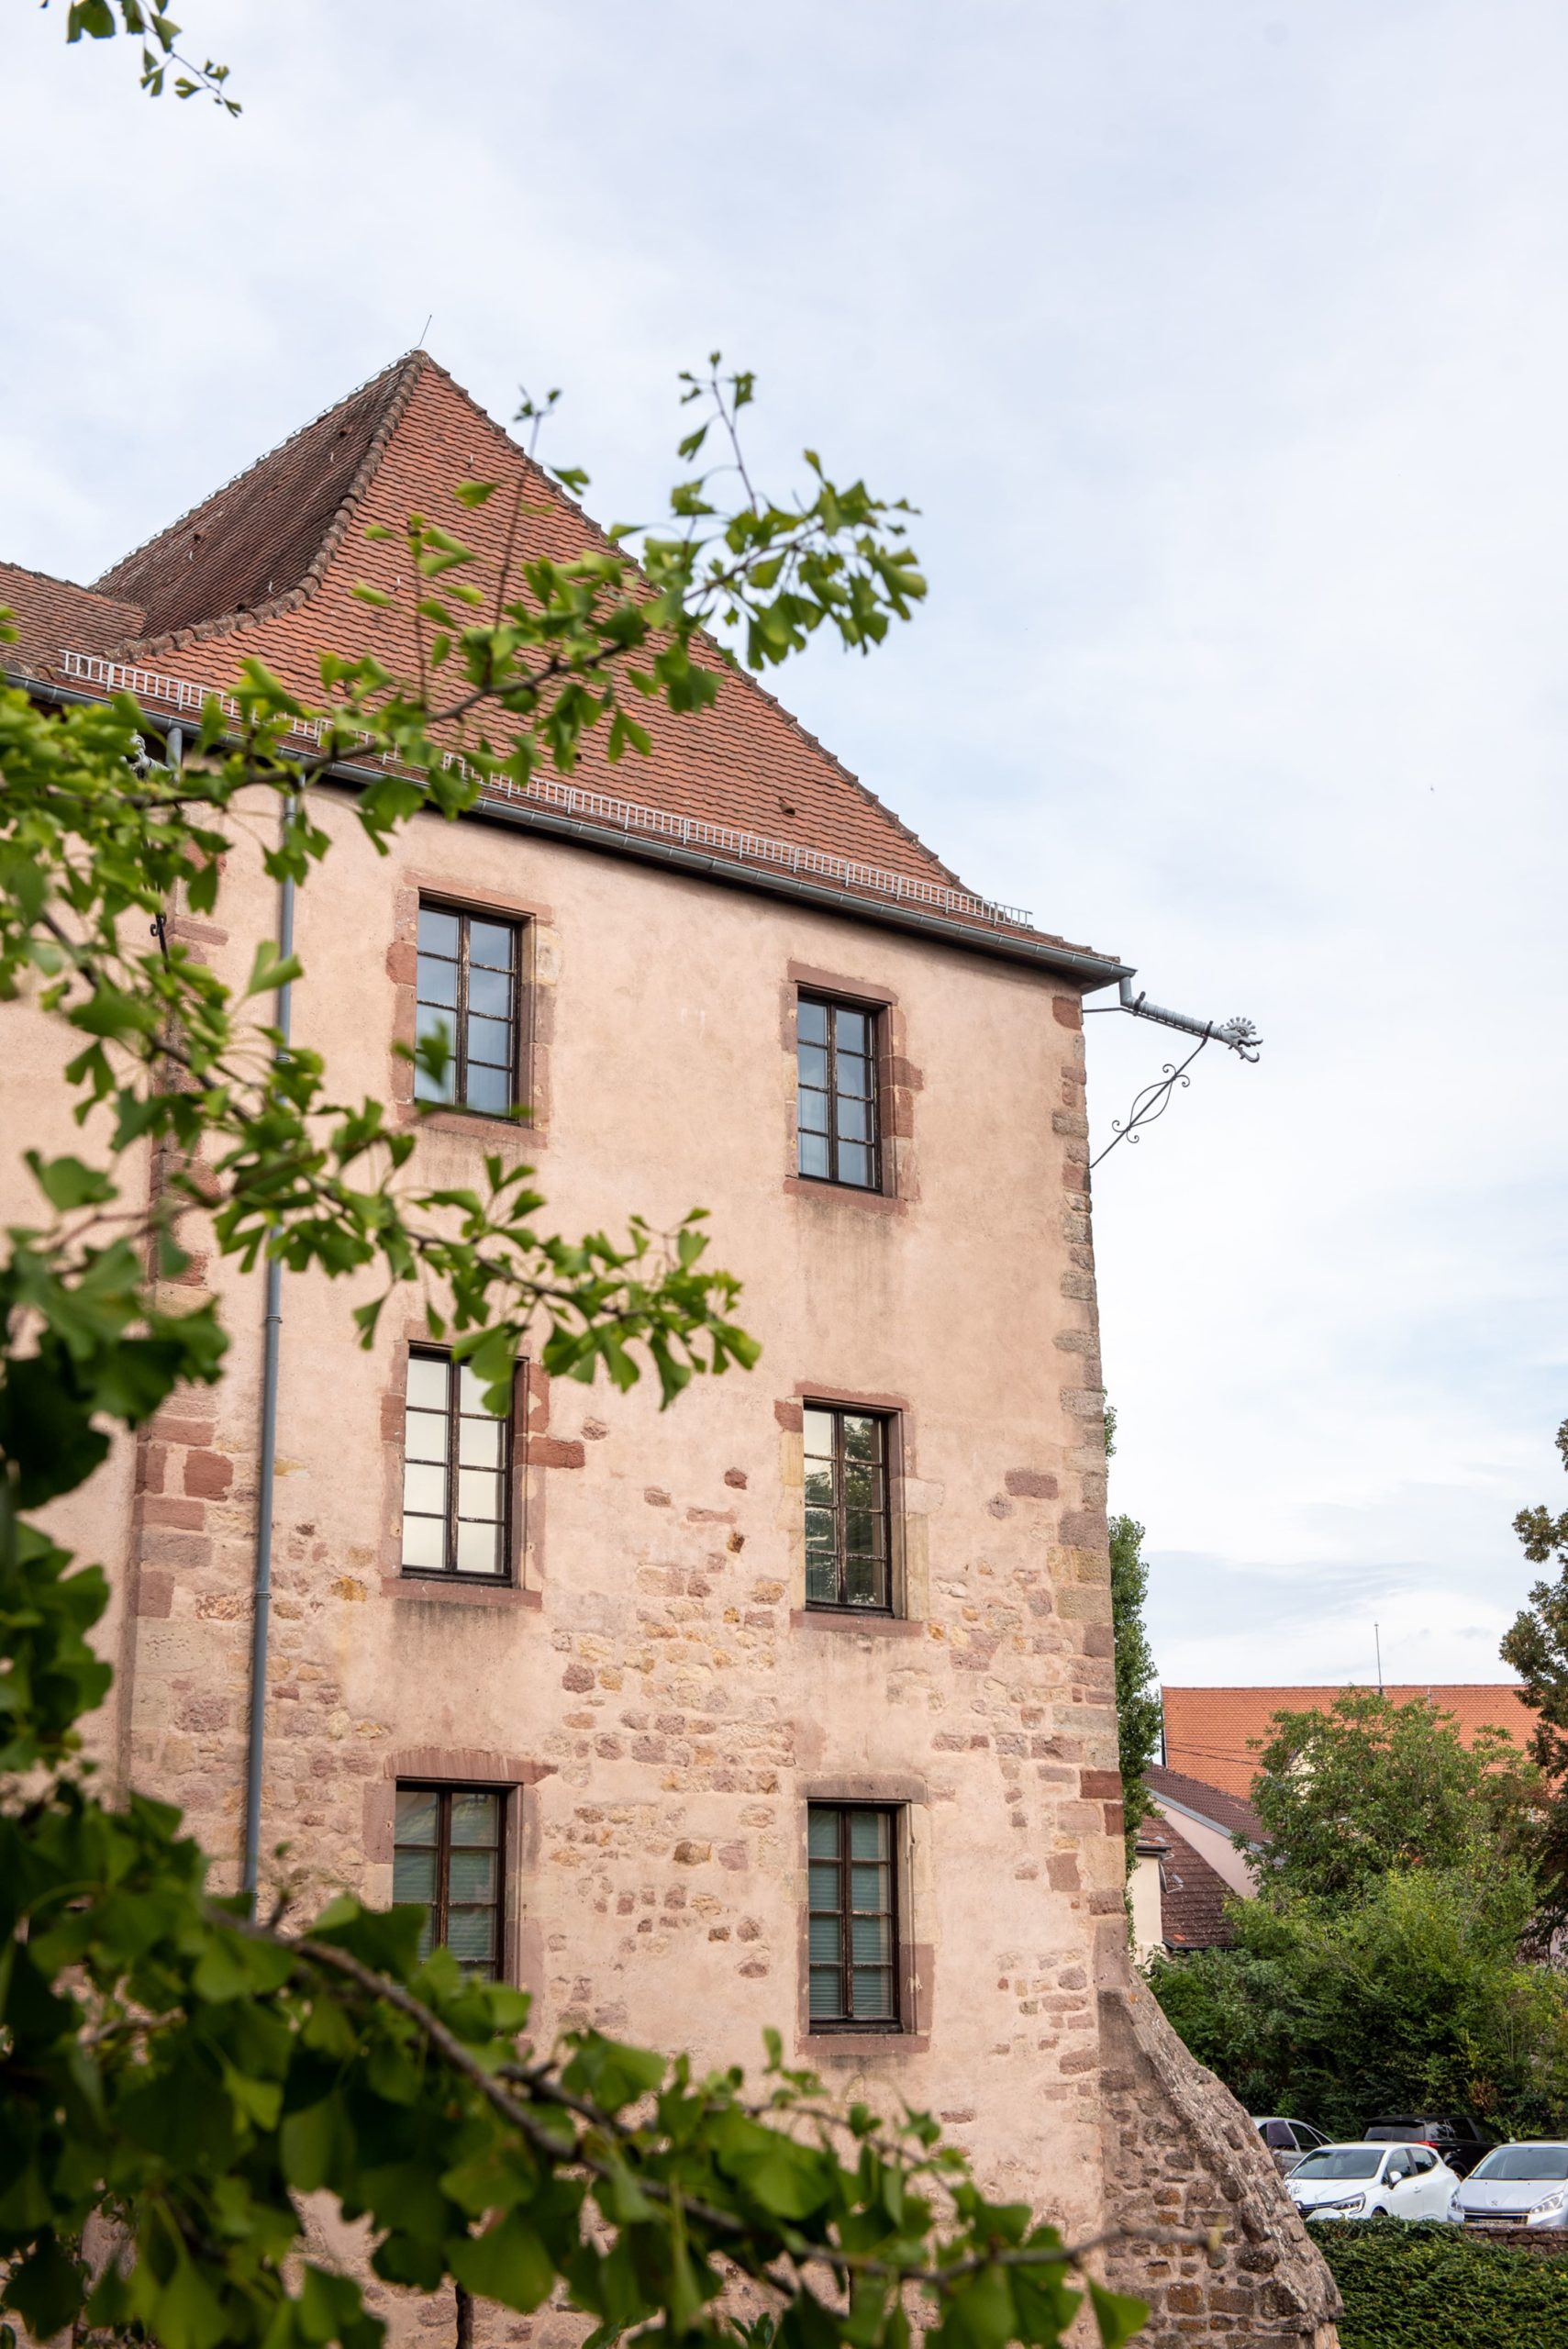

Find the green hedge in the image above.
[{"left": 1308, "top": 2219, "right": 1568, "bottom": 2348}]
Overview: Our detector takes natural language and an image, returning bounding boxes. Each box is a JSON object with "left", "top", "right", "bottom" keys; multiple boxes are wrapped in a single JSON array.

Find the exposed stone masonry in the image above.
[
  {"left": 53, "top": 802, "right": 1337, "bottom": 2349},
  {"left": 1100, "top": 1974, "right": 1340, "bottom": 2344}
]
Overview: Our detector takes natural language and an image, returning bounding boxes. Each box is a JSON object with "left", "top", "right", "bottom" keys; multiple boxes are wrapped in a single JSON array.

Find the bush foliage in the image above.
[
  {"left": 1151, "top": 1863, "right": 1568, "bottom": 2141},
  {"left": 1151, "top": 1685, "right": 1568, "bottom": 2140},
  {"left": 1309, "top": 2221, "right": 1568, "bottom": 2349},
  {"left": 1102, "top": 1412, "right": 1160, "bottom": 1860}
]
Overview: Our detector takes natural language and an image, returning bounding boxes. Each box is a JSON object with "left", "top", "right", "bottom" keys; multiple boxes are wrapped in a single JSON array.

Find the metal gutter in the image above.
[
  {"left": 321, "top": 755, "right": 1136, "bottom": 990},
  {"left": 6, "top": 670, "right": 114, "bottom": 708},
  {"left": 2, "top": 669, "right": 1131, "bottom": 990}
]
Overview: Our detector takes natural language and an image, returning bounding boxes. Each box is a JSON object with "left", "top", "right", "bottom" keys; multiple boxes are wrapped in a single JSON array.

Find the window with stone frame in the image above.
[
  {"left": 415, "top": 901, "right": 521, "bottom": 1115},
  {"left": 392, "top": 1785, "right": 505, "bottom": 1978},
  {"left": 401, "top": 1349, "right": 513, "bottom": 1580},
  {"left": 807, "top": 1803, "right": 900, "bottom": 2030},
  {"left": 795, "top": 996, "right": 880, "bottom": 1188},
  {"left": 803, "top": 1405, "right": 894, "bottom": 1612}
]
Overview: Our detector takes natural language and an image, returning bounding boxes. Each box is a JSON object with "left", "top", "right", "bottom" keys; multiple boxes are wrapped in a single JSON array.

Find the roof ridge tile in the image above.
[{"left": 3, "top": 554, "right": 133, "bottom": 603}]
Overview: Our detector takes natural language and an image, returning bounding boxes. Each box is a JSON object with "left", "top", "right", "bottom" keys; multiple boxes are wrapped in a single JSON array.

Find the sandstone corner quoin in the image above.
[{"left": 0, "top": 352, "right": 1339, "bottom": 2348}]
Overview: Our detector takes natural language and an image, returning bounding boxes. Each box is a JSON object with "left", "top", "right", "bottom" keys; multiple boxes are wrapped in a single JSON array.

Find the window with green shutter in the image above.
[
  {"left": 392, "top": 1786, "right": 506, "bottom": 1979},
  {"left": 806, "top": 1804, "right": 900, "bottom": 2030}
]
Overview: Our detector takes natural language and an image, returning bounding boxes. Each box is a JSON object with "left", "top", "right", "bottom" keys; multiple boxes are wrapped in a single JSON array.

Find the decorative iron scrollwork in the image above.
[{"left": 1091, "top": 1036, "right": 1209, "bottom": 1170}]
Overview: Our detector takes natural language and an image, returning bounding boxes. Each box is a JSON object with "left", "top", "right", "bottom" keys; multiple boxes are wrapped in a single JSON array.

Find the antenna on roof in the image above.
[
  {"left": 1374, "top": 1622, "right": 1384, "bottom": 1693},
  {"left": 417, "top": 313, "right": 433, "bottom": 349}
]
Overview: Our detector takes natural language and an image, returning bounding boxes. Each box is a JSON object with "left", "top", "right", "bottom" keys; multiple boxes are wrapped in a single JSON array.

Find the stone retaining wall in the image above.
[{"left": 1098, "top": 1962, "right": 1340, "bottom": 2345}]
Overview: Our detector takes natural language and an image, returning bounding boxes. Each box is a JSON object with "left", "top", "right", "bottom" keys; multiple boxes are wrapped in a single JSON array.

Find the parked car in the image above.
[
  {"left": 1450, "top": 2143, "right": 1568, "bottom": 2231},
  {"left": 1362, "top": 2115, "right": 1492, "bottom": 2178},
  {"left": 1252, "top": 2117, "right": 1330, "bottom": 2176},
  {"left": 1286, "top": 2141, "right": 1461, "bottom": 2222}
]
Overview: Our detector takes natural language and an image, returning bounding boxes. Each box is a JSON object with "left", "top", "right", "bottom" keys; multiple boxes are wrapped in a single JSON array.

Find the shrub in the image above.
[
  {"left": 1151, "top": 1862, "right": 1568, "bottom": 2138},
  {"left": 1309, "top": 2220, "right": 1568, "bottom": 2349}
]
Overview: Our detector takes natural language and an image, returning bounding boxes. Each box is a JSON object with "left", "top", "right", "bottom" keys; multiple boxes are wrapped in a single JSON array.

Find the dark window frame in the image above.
[
  {"left": 415, "top": 900, "right": 523, "bottom": 1118},
  {"left": 806, "top": 1801, "right": 903, "bottom": 2033},
  {"left": 392, "top": 1781, "right": 507, "bottom": 1981},
  {"left": 803, "top": 1404, "right": 895, "bottom": 1615},
  {"left": 401, "top": 1347, "right": 516, "bottom": 1584},
  {"left": 795, "top": 994, "right": 882, "bottom": 1191}
]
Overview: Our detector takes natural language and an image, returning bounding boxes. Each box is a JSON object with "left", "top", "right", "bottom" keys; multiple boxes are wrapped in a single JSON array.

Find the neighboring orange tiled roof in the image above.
[
  {"left": 1162, "top": 1684, "right": 1536, "bottom": 1802},
  {"left": 0, "top": 561, "right": 142, "bottom": 675},
  {"left": 1157, "top": 1820, "right": 1236, "bottom": 1950},
  {"left": 79, "top": 352, "right": 979, "bottom": 899}
]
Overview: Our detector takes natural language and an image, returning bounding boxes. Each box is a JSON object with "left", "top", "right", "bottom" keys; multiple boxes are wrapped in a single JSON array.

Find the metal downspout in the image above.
[
  {"left": 241, "top": 805, "right": 296, "bottom": 1910},
  {"left": 115, "top": 726, "right": 184, "bottom": 1803}
]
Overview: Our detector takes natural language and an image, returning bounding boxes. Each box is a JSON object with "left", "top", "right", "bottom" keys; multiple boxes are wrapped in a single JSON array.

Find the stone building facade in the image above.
[{"left": 0, "top": 354, "right": 1338, "bottom": 2346}]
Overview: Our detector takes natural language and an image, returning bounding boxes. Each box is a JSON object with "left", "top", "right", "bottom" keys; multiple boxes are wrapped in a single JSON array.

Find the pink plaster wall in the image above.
[{"left": 5, "top": 783, "right": 1338, "bottom": 2343}]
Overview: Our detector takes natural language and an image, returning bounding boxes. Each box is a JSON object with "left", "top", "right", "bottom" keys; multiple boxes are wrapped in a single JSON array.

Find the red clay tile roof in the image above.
[
  {"left": 81, "top": 352, "right": 975, "bottom": 896},
  {"left": 1157, "top": 1820, "right": 1236, "bottom": 1951},
  {"left": 1147, "top": 1763, "right": 1264, "bottom": 1845},
  {"left": 1162, "top": 1684, "right": 1536, "bottom": 1803},
  {"left": 0, "top": 561, "right": 142, "bottom": 674},
  {"left": 3, "top": 352, "right": 1123, "bottom": 959}
]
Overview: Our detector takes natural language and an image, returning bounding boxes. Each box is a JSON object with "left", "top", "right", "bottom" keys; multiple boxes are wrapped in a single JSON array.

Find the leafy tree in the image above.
[
  {"left": 1102, "top": 1411, "right": 1161, "bottom": 1858},
  {"left": 1151, "top": 1858, "right": 1568, "bottom": 2141},
  {"left": 0, "top": 17, "right": 1167, "bottom": 2349},
  {"left": 1247, "top": 1688, "right": 1539, "bottom": 1908},
  {"left": 1501, "top": 1416, "right": 1568, "bottom": 1911},
  {"left": 51, "top": 0, "right": 239, "bottom": 109},
  {"left": 1155, "top": 1687, "right": 1560, "bottom": 2135}
]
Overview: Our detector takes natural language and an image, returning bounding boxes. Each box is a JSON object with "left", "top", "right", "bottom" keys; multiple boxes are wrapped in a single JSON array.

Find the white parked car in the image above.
[
  {"left": 1285, "top": 2140, "right": 1460, "bottom": 2222},
  {"left": 1450, "top": 2143, "right": 1568, "bottom": 2231}
]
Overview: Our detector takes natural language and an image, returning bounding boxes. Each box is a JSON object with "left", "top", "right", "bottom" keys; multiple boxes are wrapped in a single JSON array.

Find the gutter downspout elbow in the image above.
[{"left": 1116, "top": 974, "right": 1262, "bottom": 1062}]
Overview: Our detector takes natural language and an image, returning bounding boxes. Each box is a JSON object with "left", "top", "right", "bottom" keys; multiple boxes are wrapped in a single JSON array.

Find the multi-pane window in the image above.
[
  {"left": 804, "top": 1406, "right": 892, "bottom": 1611},
  {"left": 416, "top": 903, "right": 519, "bottom": 1115},
  {"left": 807, "top": 1805, "right": 899, "bottom": 2029},
  {"left": 401, "top": 1350, "right": 511, "bottom": 1579},
  {"left": 796, "top": 997, "right": 879, "bottom": 1189},
  {"left": 393, "top": 1786, "right": 505, "bottom": 1978}
]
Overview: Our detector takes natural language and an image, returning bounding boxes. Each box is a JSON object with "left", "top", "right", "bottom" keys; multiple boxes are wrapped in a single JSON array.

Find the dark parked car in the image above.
[
  {"left": 1363, "top": 2116, "right": 1493, "bottom": 2179},
  {"left": 1252, "top": 2117, "right": 1331, "bottom": 2176}
]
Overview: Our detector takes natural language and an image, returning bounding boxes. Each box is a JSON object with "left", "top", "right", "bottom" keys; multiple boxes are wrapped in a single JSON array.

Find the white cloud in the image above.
[{"left": 6, "top": 0, "right": 1566, "bottom": 1682}]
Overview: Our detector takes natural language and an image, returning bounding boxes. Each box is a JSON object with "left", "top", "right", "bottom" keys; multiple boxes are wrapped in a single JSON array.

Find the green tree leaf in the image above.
[{"left": 447, "top": 2216, "right": 555, "bottom": 2310}]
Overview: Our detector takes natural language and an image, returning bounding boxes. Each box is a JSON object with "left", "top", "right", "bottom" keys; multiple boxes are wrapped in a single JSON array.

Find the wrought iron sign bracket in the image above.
[{"left": 1085, "top": 977, "right": 1262, "bottom": 1169}]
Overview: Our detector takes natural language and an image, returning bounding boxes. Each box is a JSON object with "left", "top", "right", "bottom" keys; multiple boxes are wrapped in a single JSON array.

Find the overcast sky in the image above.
[{"left": 7, "top": 0, "right": 1566, "bottom": 1690}]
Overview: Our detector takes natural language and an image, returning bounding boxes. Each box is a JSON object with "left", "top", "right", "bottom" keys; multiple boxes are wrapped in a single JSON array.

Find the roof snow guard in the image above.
[{"left": 60, "top": 650, "right": 1035, "bottom": 933}]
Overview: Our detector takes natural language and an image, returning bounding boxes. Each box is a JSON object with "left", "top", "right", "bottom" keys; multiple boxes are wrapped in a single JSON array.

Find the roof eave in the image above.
[
  {"left": 6, "top": 668, "right": 1130, "bottom": 989},
  {"left": 358, "top": 762, "right": 1131, "bottom": 988},
  {"left": 1151, "top": 1788, "right": 1266, "bottom": 1851}
]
